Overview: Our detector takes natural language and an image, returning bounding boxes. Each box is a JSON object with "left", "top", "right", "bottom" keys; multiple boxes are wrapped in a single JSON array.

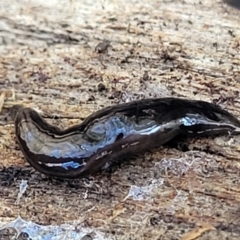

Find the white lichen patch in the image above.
[
  {"left": 125, "top": 179, "right": 164, "bottom": 201},
  {"left": 0, "top": 216, "right": 110, "bottom": 240}
]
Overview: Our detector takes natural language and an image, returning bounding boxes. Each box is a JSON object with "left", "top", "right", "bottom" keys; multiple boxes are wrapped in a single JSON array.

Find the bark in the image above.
[{"left": 0, "top": 0, "right": 240, "bottom": 239}]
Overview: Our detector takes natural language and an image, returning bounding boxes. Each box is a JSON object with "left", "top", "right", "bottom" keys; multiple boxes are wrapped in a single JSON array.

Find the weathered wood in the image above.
[{"left": 0, "top": 0, "right": 240, "bottom": 239}]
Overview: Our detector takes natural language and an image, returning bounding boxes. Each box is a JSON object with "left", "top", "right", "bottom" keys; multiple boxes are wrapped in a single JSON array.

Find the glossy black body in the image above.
[{"left": 10, "top": 98, "right": 240, "bottom": 178}]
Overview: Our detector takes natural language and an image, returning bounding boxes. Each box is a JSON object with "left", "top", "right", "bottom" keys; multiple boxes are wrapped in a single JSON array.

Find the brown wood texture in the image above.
[{"left": 0, "top": 0, "right": 240, "bottom": 239}]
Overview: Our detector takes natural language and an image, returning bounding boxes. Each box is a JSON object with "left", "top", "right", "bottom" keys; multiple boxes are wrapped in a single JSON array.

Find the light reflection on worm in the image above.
[{"left": 10, "top": 98, "right": 240, "bottom": 178}]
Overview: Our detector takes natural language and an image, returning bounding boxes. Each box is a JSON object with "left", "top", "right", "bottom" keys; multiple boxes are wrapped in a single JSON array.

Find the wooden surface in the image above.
[{"left": 0, "top": 0, "right": 240, "bottom": 239}]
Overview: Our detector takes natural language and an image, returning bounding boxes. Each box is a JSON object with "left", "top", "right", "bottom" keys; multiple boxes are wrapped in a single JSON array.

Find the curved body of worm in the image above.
[{"left": 10, "top": 98, "right": 240, "bottom": 178}]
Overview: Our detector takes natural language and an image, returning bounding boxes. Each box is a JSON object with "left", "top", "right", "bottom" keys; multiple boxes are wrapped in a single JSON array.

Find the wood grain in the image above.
[{"left": 0, "top": 0, "right": 240, "bottom": 239}]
